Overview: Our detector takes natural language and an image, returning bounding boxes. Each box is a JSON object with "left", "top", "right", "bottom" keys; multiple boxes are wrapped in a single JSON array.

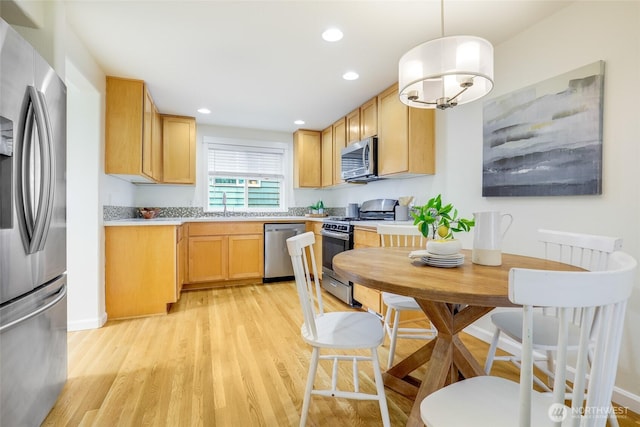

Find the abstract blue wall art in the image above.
[{"left": 482, "top": 61, "right": 604, "bottom": 197}]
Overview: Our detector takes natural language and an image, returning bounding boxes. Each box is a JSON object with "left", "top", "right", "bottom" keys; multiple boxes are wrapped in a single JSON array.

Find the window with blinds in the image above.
[{"left": 206, "top": 143, "right": 285, "bottom": 211}]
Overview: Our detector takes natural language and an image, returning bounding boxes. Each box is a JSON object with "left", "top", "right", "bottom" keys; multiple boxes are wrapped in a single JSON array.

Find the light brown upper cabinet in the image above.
[
  {"left": 106, "top": 76, "right": 158, "bottom": 183},
  {"left": 347, "top": 97, "right": 377, "bottom": 144},
  {"left": 333, "top": 117, "right": 347, "bottom": 184},
  {"left": 142, "top": 88, "right": 154, "bottom": 178},
  {"left": 377, "top": 84, "right": 435, "bottom": 177},
  {"left": 162, "top": 115, "right": 196, "bottom": 184},
  {"left": 360, "top": 96, "right": 378, "bottom": 139},
  {"left": 106, "top": 76, "right": 196, "bottom": 185},
  {"left": 321, "top": 126, "right": 334, "bottom": 187},
  {"left": 151, "top": 104, "right": 163, "bottom": 181},
  {"left": 293, "top": 129, "right": 321, "bottom": 188},
  {"left": 346, "top": 108, "right": 361, "bottom": 144}
]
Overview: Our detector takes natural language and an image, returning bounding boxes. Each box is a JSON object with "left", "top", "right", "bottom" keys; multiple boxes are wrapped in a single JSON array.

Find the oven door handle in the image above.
[{"left": 321, "top": 230, "right": 351, "bottom": 241}]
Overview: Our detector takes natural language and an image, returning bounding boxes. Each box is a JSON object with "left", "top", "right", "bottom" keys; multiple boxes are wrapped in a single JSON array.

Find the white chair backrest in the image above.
[
  {"left": 509, "top": 251, "right": 636, "bottom": 426},
  {"left": 538, "top": 229, "right": 623, "bottom": 326},
  {"left": 377, "top": 224, "right": 425, "bottom": 248},
  {"left": 286, "top": 231, "right": 323, "bottom": 340},
  {"left": 539, "top": 229, "right": 622, "bottom": 272}
]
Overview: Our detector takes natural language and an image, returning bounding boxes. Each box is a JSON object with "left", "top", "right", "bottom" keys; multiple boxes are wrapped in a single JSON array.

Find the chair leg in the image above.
[
  {"left": 383, "top": 304, "right": 393, "bottom": 340},
  {"left": 300, "top": 347, "right": 319, "bottom": 427},
  {"left": 484, "top": 328, "right": 501, "bottom": 374},
  {"left": 387, "top": 308, "right": 401, "bottom": 369},
  {"left": 545, "top": 350, "right": 554, "bottom": 387},
  {"left": 608, "top": 405, "right": 620, "bottom": 427},
  {"left": 370, "top": 347, "right": 391, "bottom": 427}
]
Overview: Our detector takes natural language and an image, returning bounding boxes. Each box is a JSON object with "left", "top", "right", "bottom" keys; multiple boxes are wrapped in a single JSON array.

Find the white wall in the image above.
[
  {"left": 63, "top": 4, "right": 136, "bottom": 329},
  {"left": 63, "top": 14, "right": 115, "bottom": 330},
  {"left": 10, "top": 0, "right": 66, "bottom": 75},
  {"left": 469, "top": 1, "right": 640, "bottom": 405},
  {"left": 66, "top": 63, "right": 104, "bottom": 330}
]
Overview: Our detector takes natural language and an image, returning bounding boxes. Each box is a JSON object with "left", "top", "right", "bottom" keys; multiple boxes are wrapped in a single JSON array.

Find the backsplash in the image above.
[
  {"left": 103, "top": 206, "right": 139, "bottom": 221},
  {"left": 103, "top": 206, "right": 345, "bottom": 221}
]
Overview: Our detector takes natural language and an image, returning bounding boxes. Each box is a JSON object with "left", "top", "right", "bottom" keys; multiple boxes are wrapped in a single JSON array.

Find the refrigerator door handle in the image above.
[
  {"left": 0, "top": 284, "right": 66, "bottom": 333},
  {"left": 16, "top": 86, "right": 55, "bottom": 254},
  {"left": 33, "top": 89, "right": 55, "bottom": 252}
]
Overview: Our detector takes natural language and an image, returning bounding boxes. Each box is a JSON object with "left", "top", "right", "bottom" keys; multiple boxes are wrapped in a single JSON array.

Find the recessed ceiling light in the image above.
[
  {"left": 197, "top": 108, "right": 211, "bottom": 114},
  {"left": 342, "top": 71, "right": 359, "bottom": 81},
  {"left": 294, "top": 120, "right": 305, "bottom": 125},
  {"left": 322, "top": 28, "right": 343, "bottom": 42}
]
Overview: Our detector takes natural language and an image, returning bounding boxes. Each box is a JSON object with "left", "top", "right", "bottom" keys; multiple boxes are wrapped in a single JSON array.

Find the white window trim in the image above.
[{"left": 203, "top": 136, "right": 290, "bottom": 213}]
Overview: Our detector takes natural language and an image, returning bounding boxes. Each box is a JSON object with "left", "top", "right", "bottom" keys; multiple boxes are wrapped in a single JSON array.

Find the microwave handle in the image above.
[{"left": 362, "top": 143, "right": 369, "bottom": 167}]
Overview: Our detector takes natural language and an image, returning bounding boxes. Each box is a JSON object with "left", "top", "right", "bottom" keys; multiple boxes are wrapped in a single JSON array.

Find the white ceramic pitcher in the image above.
[{"left": 472, "top": 211, "right": 513, "bottom": 266}]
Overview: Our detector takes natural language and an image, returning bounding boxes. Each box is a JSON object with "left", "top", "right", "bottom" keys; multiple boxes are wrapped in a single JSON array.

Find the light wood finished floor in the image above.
[{"left": 43, "top": 282, "right": 640, "bottom": 426}]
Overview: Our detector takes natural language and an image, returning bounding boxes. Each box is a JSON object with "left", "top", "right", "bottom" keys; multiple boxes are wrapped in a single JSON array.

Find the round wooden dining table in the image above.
[{"left": 333, "top": 247, "right": 581, "bottom": 427}]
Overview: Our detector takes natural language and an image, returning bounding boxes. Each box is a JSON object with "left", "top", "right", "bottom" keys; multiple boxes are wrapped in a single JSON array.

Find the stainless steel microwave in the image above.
[{"left": 341, "top": 136, "right": 379, "bottom": 182}]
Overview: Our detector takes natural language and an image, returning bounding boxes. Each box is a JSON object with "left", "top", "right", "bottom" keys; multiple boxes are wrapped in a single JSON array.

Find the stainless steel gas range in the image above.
[{"left": 320, "top": 199, "right": 398, "bottom": 306}]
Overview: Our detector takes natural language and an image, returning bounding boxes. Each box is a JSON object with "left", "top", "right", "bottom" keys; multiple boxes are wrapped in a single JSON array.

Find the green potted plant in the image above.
[
  {"left": 411, "top": 194, "right": 474, "bottom": 240},
  {"left": 309, "top": 200, "right": 324, "bottom": 215}
]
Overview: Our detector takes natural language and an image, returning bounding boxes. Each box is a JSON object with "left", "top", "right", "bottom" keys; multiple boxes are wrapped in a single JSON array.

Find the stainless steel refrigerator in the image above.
[{"left": 0, "top": 18, "right": 67, "bottom": 426}]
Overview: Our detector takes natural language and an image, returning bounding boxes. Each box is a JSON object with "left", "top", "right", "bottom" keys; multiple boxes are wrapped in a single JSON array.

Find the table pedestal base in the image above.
[{"left": 382, "top": 301, "right": 494, "bottom": 427}]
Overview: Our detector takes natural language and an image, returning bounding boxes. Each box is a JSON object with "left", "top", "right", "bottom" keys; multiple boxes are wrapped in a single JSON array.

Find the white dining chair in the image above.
[
  {"left": 484, "top": 229, "right": 623, "bottom": 426},
  {"left": 286, "top": 231, "right": 390, "bottom": 427},
  {"left": 421, "top": 250, "right": 636, "bottom": 427},
  {"left": 377, "top": 224, "right": 437, "bottom": 369}
]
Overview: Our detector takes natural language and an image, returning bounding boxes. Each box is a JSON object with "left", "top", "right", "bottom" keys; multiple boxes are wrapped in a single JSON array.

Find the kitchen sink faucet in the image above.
[{"left": 222, "top": 192, "right": 227, "bottom": 216}]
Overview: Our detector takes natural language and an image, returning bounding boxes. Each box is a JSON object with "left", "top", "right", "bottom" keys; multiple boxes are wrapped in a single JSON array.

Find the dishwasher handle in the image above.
[
  {"left": 265, "top": 227, "right": 302, "bottom": 233},
  {"left": 264, "top": 224, "right": 306, "bottom": 234}
]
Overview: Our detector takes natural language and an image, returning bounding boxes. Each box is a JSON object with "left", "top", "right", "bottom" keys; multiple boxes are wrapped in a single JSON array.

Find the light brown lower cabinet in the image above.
[
  {"left": 306, "top": 221, "right": 323, "bottom": 279},
  {"left": 188, "top": 235, "right": 227, "bottom": 282},
  {"left": 353, "top": 226, "right": 424, "bottom": 322},
  {"left": 105, "top": 225, "right": 182, "bottom": 319},
  {"left": 353, "top": 227, "right": 383, "bottom": 315},
  {"left": 176, "top": 224, "right": 187, "bottom": 294},
  {"left": 186, "top": 222, "right": 264, "bottom": 286}
]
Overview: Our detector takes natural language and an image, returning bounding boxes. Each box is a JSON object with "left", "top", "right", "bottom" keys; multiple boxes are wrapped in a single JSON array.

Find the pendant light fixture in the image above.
[{"left": 398, "top": 0, "right": 494, "bottom": 109}]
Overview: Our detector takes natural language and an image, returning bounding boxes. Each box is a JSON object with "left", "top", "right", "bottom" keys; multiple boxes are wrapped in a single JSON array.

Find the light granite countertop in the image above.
[
  {"left": 104, "top": 217, "right": 415, "bottom": 227},
  {"left": 103, "top": 216, "right": 323, "bottom": 227}
]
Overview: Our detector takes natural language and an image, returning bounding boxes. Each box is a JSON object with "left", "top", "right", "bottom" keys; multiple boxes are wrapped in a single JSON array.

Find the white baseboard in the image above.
[
  {"left": 67, "top": 311, "right": 107, "bottom": 331},
  {"left": 610, "top": 388, "right": 640, "bottom": 418},
  {"left": 464, "top": 324, "right": 640, "bottom": 415}
]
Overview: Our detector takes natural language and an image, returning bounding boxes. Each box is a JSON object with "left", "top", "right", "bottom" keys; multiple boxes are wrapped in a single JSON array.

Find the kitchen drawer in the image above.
[{"left": 187, "top": 222, "right": 263, "bottom": 236}]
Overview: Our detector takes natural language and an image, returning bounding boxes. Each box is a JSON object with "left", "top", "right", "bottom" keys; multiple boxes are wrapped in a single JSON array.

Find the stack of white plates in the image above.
[{"left": 420, "top": 252, "right": 465, "bottom": 268}]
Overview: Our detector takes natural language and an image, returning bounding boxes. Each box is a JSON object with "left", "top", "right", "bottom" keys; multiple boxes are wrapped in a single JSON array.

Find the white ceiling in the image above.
[{"left": 64, "top": 0, "right": 573, "bottom": 134}]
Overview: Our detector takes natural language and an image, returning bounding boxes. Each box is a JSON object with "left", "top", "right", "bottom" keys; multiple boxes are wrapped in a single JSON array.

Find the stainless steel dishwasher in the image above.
[{"left": 263, "top": 223, "right": 306, "bottom": 282}]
